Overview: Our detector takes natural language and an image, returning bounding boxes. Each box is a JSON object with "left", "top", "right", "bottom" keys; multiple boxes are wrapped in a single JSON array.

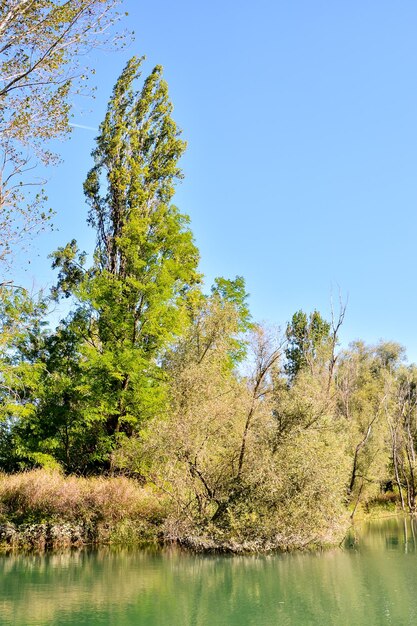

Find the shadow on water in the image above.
[{"left": 1, "top": 518, "right": 417, "bottom": 625}]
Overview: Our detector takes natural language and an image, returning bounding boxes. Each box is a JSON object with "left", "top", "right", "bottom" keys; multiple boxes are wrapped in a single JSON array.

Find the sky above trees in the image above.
[{"left": 16, "top": 0, "right": 417, "bottom": 361}]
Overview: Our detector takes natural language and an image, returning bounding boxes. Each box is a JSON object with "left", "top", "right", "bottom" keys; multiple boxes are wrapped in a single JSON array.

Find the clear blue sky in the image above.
[{"left": 21, "top": 0, "right": 417, "bottom": 361}]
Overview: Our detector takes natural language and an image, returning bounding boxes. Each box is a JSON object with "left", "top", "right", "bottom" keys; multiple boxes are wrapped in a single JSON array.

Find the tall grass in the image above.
[{"left": 0, "top": 470, "right": 168, "bottom": 550}]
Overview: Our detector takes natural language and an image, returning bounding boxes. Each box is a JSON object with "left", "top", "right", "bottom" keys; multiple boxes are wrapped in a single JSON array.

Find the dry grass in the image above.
[{"left": 0, "top": 470, "right": 167, "bottom": 526}]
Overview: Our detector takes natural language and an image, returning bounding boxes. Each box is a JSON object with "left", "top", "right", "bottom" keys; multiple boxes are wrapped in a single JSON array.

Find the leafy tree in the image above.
[
  {"left": 114, "top": 294, "right": 266, "bottom": 530},
  {"left": 211, "top": 276, "right": 251, "bottom": 331},
  {"left": 0, "top": 285, "right": 48, "bottom": 470},
  {"left": 284, "top": 310, "right": 331, "bottom": 382},
  {"left": 211, "top": 275, "right": 252, "bottom": 364},
  {"left": 336, "top": 341, "right": 403, "bottom": 512},
  {"left": 49, "top": 57, "right": 200, "bottom": 467},
  {"left": 116, "top": 309, "right": 349, "bottom": 548},
  {"left": 13, "top": 319, "right": 107, "bottom": 473},
  {"left": 0, "top": 0, "right": 126, "bottom": 268}
]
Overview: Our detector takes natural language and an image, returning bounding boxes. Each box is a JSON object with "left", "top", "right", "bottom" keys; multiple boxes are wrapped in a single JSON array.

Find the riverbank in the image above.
[
  {"left": 0, "top": 469, "right": 352, "bottom": 554},
  {"left": 0, "top": 522, "right": 344, "bottom": 555},
  {"left": 0, "top": 470, "right": 165, "bottom": 553}
]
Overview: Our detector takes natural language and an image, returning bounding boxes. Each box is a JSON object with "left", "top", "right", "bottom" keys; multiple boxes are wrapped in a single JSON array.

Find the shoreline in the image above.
[
  {"left": 0, "top": 520, "right": 348, "bottom": 555},
  {"left": 0, "top": 469, "right": 405, "bottom": 556}
]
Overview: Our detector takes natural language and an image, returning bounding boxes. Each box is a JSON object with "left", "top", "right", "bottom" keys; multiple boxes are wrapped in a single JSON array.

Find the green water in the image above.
[{"left": 1, "top": 517, "right": 417, "bottom": 625}]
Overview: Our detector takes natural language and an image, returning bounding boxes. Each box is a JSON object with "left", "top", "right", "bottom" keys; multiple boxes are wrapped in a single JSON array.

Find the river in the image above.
[{"left": 1, "top": 517, "right": 416, "bottom": 625}]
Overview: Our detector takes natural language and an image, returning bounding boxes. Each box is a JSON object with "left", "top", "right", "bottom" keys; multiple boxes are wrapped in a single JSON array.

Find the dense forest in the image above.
[{"left": 0, "top": 1, "right": 416, "bottom": 552}]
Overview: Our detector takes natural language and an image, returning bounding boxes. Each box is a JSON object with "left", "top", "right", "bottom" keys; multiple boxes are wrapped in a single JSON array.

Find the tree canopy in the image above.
[
  {"left": 0, "top": 37, "right": 416, "bottom": 551},
  {"left": 25, "top": 57, "right": 201, "bottom": 469},
  {"left": 0, "top": 0, "right": 126, "bottom": 268}
]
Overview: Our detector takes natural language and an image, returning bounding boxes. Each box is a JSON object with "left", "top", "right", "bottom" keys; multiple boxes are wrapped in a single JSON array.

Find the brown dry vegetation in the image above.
[{"left": 0, "top": 470, "right": 168, "bottom": 552}]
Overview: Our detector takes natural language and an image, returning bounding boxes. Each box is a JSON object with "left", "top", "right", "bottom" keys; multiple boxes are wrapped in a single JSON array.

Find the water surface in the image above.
[{"left": 1, "top": 517, "right": 417, "bottom": 625}]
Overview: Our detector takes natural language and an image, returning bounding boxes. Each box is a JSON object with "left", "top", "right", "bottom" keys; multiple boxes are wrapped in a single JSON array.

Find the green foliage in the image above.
[
  {"left": 1, "top": 36, "right": 417, "bottom": 550},
  {"left": 211, "top": 276, "right": 252, "bottom": 331},
  {"left": 46, "top": 57, "right": 200, "bottom": 470},
  {"left": 211, "top": 276, "right": 252, "bottom": 363},
  {"left": 285, "top": 310, "right": 331, "bottom": 381},
  {"left": 11, "top": 317, "right": 110, "bottom": 473},
  {"left": 0, "top": 287, "right": 49, "bottom": 470},
  {"left": 115, "top": 309, "right": 349, "bottom": 549},
  {"left": 336, "top": 341, "right": 405, "bottom": 510}
]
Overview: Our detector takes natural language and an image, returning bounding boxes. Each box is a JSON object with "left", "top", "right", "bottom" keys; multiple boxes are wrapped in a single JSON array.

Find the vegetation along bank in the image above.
[{"left": 0, "top": 5, "right": 415, "bottom": 553}]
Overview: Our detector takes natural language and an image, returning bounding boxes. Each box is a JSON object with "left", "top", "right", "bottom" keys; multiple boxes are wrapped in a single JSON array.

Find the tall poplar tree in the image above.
[{"left": 45, "top": 57, "right": 200, "bottom": 467}]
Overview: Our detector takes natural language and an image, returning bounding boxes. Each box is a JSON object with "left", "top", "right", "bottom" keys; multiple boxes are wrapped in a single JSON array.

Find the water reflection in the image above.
[
  {"left": 347, "top": 516, "right": 417, "bottom": 553},
  {"left": 1, "top": 519, "right": 417, "bottom": 625}
]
